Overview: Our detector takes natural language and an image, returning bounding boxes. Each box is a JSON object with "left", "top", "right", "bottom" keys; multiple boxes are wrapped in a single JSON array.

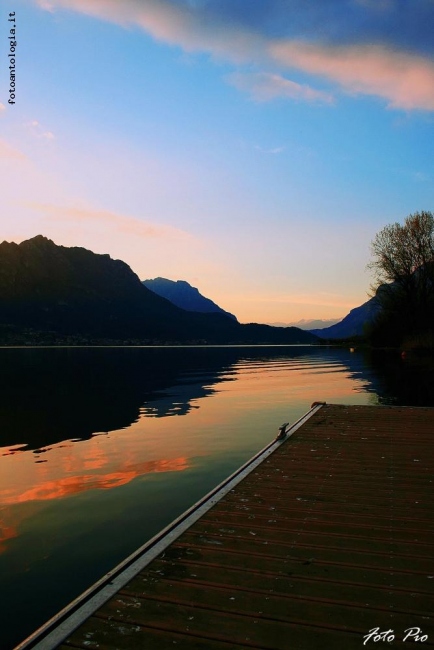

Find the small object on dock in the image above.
[{"left": 276, "top": 422, "right": 289, "bottom": 440}]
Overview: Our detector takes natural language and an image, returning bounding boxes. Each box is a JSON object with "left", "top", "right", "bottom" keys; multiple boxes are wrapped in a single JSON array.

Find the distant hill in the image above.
[
  {"left": 269, "top": 318, "right": 342, "bottom": 330},
  {"left": 310, "top": 264, "right": 434, "bottom": 340},
  {"left": 143, "top": 277, "right": 237, "bottom": 321},
  {"left": 0, "top": 236, "right": 318, "bottom": 345},
  {"left": 320, "top": 264, "right": 434, "bottom": 345},
  {"left": 309, "top": 296, "right": 381, "bottom": 339}
]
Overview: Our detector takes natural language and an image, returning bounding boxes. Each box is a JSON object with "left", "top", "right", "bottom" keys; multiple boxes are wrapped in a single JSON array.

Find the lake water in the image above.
[{"left": 0, "top": 345, "right": 433, "bottom": 649}]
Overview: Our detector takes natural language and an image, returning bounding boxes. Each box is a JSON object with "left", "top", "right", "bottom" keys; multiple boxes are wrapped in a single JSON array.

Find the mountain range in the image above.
[
  {"left": 309, "top": 297, "right": 381, "bottom": 339},
  {"left": 143, "top": 277, "right": 237, "bottom": 321},
  {"left": 142, "top": 278, "right": 378, "bottom": 340},
  {"left": 269, "top": 318, "right": 342, "bottom": 330},
  {"left": 0, "top": 236, "right": 317, "bottom": 345}
]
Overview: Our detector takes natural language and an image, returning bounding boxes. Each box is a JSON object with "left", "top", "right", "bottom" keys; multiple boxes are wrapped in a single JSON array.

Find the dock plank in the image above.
[
  {"left": 142, "top": 555, "right": 434, "bottom": 609},
  {"left": 27, "top": 404, "right": 434, "bottom": 649}
]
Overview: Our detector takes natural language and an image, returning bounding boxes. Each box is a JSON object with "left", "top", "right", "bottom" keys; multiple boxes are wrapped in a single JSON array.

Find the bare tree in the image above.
[
  {"left": 367, "top": 211, "right": 434, "bottom": 341},
  {"left": 369, "top": 211, "right": 434, "bottom": 285}
]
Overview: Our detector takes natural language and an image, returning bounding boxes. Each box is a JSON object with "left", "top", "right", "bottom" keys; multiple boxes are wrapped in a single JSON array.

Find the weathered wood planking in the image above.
[{"left": 28, "top": 405, "right": 434, "bottom": 649}]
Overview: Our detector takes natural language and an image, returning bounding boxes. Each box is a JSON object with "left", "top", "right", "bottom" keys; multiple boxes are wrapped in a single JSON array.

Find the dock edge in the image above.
[{"left": 14, "top": 402, "right": 325, "bottom": 650}]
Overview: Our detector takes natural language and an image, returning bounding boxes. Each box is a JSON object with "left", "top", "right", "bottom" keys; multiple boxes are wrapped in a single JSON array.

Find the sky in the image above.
[{"left": 1, "top": 0, "right": 433, "bottom": 324}]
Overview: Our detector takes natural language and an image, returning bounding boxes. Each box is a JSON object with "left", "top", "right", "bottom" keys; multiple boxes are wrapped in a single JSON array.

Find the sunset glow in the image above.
[
  {"left": 0, "top": 348, "right": 372, "bottom": 555},
  {"left": 1, "top": 1, "right": 433, "bottom": 322}
]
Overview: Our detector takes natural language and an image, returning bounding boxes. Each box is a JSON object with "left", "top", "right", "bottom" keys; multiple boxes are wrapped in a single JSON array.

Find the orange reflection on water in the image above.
[
  {"left": 0, "top": 422, "right": 191, "bottom": 555},
  {"left": 0, "top": 456, "right": 189, "bottom": 506},
  {"left": 0, "top": 351, "right": 371, "bottom": 557},
  {"left": 0, "top": 427, "right": 191, "bottom": 506},
  {"left": 0, "top": 358, "right": 367, "bottom": 512},
  {"left": 0, "top": 517, "right": 18, "bottom": 553},
  {"left": 182, "top": 360, "right": 370, "bottom": 435}
]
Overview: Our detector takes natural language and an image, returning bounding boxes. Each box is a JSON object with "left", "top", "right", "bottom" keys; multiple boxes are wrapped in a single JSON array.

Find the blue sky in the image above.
[{"left": 1, "top": 0, "right": 433, "bottom": 323}]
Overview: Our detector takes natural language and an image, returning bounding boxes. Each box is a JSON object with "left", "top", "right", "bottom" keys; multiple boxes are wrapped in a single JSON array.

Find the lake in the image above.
[{"left": 0, "top": 345, "right": 433, "bottom": 649}]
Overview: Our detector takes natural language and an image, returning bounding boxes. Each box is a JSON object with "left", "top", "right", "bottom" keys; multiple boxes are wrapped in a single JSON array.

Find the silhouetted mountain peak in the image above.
[
  {"left": 143, "top": 277, "right": 238, "bottom": 322},
  {"left": 0, "top": 237, "right": 318, "bottom": 345},
  {"left": 25, "top": 234, "right": 52, "bottom": 244},
  {"left": 308, "top": 297, "right": 379, "bottom": 339}
]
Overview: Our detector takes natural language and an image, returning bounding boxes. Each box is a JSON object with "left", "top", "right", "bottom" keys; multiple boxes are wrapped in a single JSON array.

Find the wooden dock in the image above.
[{"left": 18, "top": 404, "right": 434, "bottom": 650}]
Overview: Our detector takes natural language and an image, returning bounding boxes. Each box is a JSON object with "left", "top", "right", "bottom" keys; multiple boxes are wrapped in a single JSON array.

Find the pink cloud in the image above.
[
  {"left": 227, "top": 71, "right": 333, "bottom": 104},
  {"left": 270, "top": 41, "right": 434, "bottom": 110},
  {"left": 35, "top": 1, "right": 434, "bottom": 111},
  {"left": 37, "top": 0, "right": 263, "bottom": 62},
  {"left": 25, "top": 202, "right": 194, "bottom": 241},
  {"left": 0, "top": 139, "right": 27, "bottom": 161}
]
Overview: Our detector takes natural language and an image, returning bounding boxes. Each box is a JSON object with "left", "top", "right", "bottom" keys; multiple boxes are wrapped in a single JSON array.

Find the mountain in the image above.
[
  {"left": 0, "top": 235, "right": 180, "bottom": 339},
  {"left": 0, "top": 236, "right": 318, "bottom": 345},
  {"left": 143, "top": 277, "right": 237, "bottom": 321},
  {"left": 310, "top": 262, "right": 434, "bottom": 341},
  {"left": 269, "top": 318, "right": 342, "bottom": 330},
  {"left": 309, "top": 296, "right": 381, "bottom": 339}
]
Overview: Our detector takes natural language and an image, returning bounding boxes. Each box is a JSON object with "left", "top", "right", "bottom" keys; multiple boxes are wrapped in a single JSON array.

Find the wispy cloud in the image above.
[
  {"left": 35, "top": 0, "right": 434, "bottom": 111},
  {"left": 411, "top": 171, "right": 429, "bottom": 183},
  {"left": 237, "top": 291, "right": 359, "bottom": 310},
  {"left": 25, "top": 202, "right": 195, "bottom": 241},
  {"left": 25, "top": 120, "right": 55, "bottom": 139},
  {"left": 37, "top": 0, "right": 265, "bottom": 62},
  {"left": 0, "top": 103, "right": 6, "bottom": 114},
  {"left": 227, "top": 71, "right": 333, "bottom": 104},
  {"left": 270, "top": 41, "right": 434, "bottom": 111},
  {"left": 254, "top": 145, "right": 285, "bottom": 155},
  {"left": 0, "top": 139, "right": 27, "bottom": 160}
]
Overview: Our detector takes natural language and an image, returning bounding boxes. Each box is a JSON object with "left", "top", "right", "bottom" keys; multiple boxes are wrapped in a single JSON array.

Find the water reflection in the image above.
[
  {"left": 0, "top": 345, "right": 375, "bottom": 451},
  {"left": 0, "top": 345, "right": 432, "bottom": 649},
  {"left": 0, "top": 347, "right": 232, "bottom": 450},
  {"left": 366, "top": 349, "right": 434, "bottom": 406}
]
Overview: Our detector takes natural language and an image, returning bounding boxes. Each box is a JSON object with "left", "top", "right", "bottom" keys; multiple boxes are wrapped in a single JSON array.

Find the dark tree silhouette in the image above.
[{"left": 367, "top": 211, "right": 434, "bottom": 347}]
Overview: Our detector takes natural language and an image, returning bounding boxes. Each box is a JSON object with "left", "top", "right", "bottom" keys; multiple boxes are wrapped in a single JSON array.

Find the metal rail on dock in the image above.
[{"left": 15, "top": 403, "right": 324, "bottom": 650}]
